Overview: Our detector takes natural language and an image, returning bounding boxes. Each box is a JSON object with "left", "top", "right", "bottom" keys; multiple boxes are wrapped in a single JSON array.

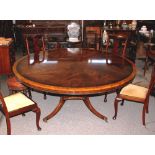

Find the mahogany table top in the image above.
[{"left": 13, "top": 48, "right": 136, "bottom": 95}]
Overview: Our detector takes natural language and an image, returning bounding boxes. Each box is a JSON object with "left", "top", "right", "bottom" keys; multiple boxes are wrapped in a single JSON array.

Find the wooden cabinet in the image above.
[
  {"left": 15, "top": 20, "right": 82, "bottom": 51},
  {"left": 0, "top": 42, "right": 13, "bottom": 75}
]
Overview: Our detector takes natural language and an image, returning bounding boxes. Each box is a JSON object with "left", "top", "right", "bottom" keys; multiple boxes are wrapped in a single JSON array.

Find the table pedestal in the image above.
[{"left": 43, "top": 96, "right": 108, "bottom": 123}]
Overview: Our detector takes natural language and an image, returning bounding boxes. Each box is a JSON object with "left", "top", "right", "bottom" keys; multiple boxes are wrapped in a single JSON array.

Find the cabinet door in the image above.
[{"left": 0, "top": 46, "right": 11, "bottom": 75}]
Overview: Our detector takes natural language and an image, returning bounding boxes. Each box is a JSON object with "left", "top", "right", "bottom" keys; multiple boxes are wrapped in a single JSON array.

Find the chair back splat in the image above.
[
  {"left": 106, "top": 33, "right": 128, "bottom": 57},
  {"left": 25, "top": 35, "right": 46, "bottom": 63},
  {"left": 25, "top": 35, "right": 47, "bottom": 100}
]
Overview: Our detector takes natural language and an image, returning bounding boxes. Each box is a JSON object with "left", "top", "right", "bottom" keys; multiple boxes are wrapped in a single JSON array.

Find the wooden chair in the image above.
[
  {"left": 105, "top": 33, "right": 128, "bottom": 57},
  {"left": 7, "top": 75, "right": 32, "bottom": 98},
  {"left": 85, "top": 31, "right": 98, "bottom": 50},
  {"left": 103, "top": 33, "right": 128, "bottom": 102},
  {"left": 85, "top": 27, "right": 101, "bottom": 50},
  {"left": 112, "top": 65, "right": 155, "bottom": 126},
  {"left": 144, "top": 43, "right": 155, "bottom": 76},
  {"left": 25, "top": 35, "right": 47, "bottom": 99},
  {"left": 6, "top": 43, "right": 32, "bottom": 98},
  {"left": 0, "top": 90, "right": 41, "bottom": 134},
  {"left": 25, "top": 35, "right": 46, "bottom": 62}
]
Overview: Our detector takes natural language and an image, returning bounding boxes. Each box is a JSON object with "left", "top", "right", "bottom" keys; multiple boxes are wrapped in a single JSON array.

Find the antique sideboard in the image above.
[{"left": 0, "top": 38, "right": 14, "bottom": 75}]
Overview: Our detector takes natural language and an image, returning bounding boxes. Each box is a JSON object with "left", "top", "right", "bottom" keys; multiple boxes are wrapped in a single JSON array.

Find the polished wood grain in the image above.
[
  {"left": 0, "top": 43, "right": 13, "bottom": 75},
  {"left": 13, "top": 48, "right": 136, "bottom": 122},
  {"left": 13, "top": 48, "right": 136, "bottom": 96},
  {"left": 43, "top": 96, "right": 108, "bottom": 122}
]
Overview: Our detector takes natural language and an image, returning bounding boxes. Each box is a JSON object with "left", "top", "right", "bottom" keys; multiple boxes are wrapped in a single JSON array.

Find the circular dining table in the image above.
[{"left": 13, "top": 48, "right": 136, "bottom": 122}]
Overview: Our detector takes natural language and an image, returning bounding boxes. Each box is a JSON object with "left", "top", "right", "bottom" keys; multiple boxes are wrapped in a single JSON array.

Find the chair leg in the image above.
[
  {"left": 113, "top": 98, "right": 119, "bottom": 120},
  {"left": 104, "top": 93, "right": 107, "bottom": 102},
  {"left": 33, "top": 106, "right": 41, "bottom": 131},
  {"left": 5, "top": 116, "right": 11, "bottom": 135},
  {"left": 43, "top": 92, "right": 47, "bottom": 100},
  {"left": 27, "top": 88, "right": 32, "bottom": 99},
  {"left": 145, "top": 99, "right": 149, "bottom": 114},
  {"left": 142, "top": 105, "right": 146, "bottom": 126},
  {"left": 116, "top": 89, "right": 123, "bottom": 106},
  {"left": 22, "top": 113, "right": 26, "bottom": 116},
  {"left": 120, "top": 100, "right": 124, "bottom": 106},
  {"left": 144, "top": 57, "right": 148, "bottom": 76}
]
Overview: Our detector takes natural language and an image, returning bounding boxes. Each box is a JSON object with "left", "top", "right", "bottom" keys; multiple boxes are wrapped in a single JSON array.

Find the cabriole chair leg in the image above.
[
  {"left": 120, "top": 100, "right": 124, "bottom": 106},
  {"left": 113, "top": 98, "right": 119, "bottom": 120},
  {"left": 104, "top": 93, "right": 107, "bottom": 102},
  {"left": 33, "top": 107, "right": 41, "bottom": 131}
]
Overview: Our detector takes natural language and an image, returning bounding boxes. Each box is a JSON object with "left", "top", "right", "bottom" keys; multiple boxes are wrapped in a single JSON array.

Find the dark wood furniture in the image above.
[
  {"left": 0, "top": 38, "right": 31, "bottom": 98},
  {"left": 17, "top": 23, "right": 67, "bottom": 40},
  {"left": 6, "top": 76, "right": 32, "bottom": 98},
  {"left": 144, "top": 43, "right": 155, "bottom": 75},
  {"left": 0, "top": 91, "right": 41, "bottom": 135},
  {"left": 106, "top": 33, "right": 128, "bottom": 57},
  {"left": 0, "top": 40, "right": 14, "bottom": 75},
  {"left": 25, "top": 35, "right": 47, "bottom": 99},
  {"left": 16, "top": 20, "right": 82, "bottom": 52},
  {"left": 84, "top": 26, "right": 101, "bottom": 50},
  {"left": 13, "top": 48, "right": 136, "bottom": 123},
  {"left": 103, "top": 33, "right": 128, "bottom": 102},
  {"left": 102, "top": 28, "right": 137, "bottom": 62},
  {"left": 104, "top": 28, "right": 136, "bottom": 37},
  {"left": 113, "top": 65, "right": 155, "bottom": 126}
]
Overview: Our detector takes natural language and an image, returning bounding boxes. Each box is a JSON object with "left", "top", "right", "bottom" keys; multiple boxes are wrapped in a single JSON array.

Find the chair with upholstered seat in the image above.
[
  {"left": 5, "top": 40, "right": 32, "bottom": 98},
  {"left": 0, "top": 91, "right": 41, "bottom": 134},
  {"left": 103, "top": 33, "right": 128, "bottom": 102},
  {"left": 7, "top": 75, "right": 32, "bottom": 98},
  {"left": 112, "top": 65, "right": 155, "bottom": 125}
]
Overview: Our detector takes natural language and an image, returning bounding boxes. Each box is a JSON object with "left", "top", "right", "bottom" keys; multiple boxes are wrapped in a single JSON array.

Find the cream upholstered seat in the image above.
[
  {"left": 0, "top": 91, "right": 41, "bottom": 135},
  {"left": 113, "top": 65, "right": 155, "bottom": 126},
  {"left": 120, "top": 84, "right": 148, "bottom": 100},
  {"left": 4, "top": 92, "right": 35, "bottom": 112}
]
